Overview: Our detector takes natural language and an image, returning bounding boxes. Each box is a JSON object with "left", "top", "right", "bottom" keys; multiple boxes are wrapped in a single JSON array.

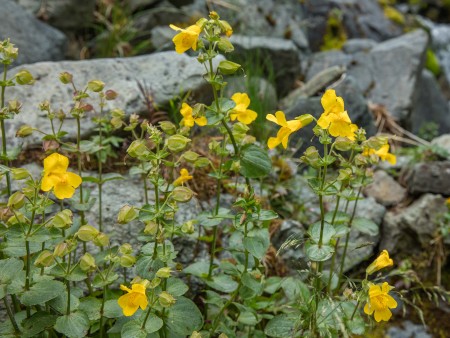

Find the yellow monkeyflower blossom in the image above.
[
  {"left": 364, "top": 282, "right": 397, "bottom": 322},
  {"left": 118, "top": 283, "right": 149, "bottom": 316},
  {"left": 363, "top": 144, "right": 396, "bottom": 165},
  {"left": 366, "top": 250, "right": 394, "bottom": 275},
  {"left": 173, "top": 168, "right": 193, "bottom": 186},
  {"left": 169, "top": 24, "right": 201, "bottom": 54},
  {"left": 266, "top": 111, "right": 302, "bottom": 149},
  {"left": 41, "top": 153, "right": 82, "bottom": 199},
  {"left": 229, "top": 93, "right": 257, "bottom": 125},
  {"left": 317, "top": 89, "right": 358, "bottom": 140},
  {"left": 180, "top": 103, "right": 207, "bottom": 128},
  {"left": 446, "top": 197, "right": 450, "bottom": 208}
]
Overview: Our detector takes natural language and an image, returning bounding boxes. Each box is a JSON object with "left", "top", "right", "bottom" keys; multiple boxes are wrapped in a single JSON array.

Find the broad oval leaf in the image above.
[
  {"left": 239, "top": 145, "right": 272, "bottom": 178},
  {"left": 308, "top": 221, "right": 336, "bottom": 244},
  {"left": 264, "top": 314, "right": 298, "bottom": 337},
  {"left": 166, "top": 297, "right": 203, "bottom": 336},
  {"left": 21, "top": 280, "right": 65, "bottom": 306},
  {"left": 54, "top": 311, "right": 90, "bottom": 338},
  {"left": 305, "top": 241, "right": 334, "bottom": 262}
]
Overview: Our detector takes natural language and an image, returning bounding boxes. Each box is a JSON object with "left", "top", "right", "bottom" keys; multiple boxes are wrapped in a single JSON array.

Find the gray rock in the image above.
[
  {"left": 342, "top": 38, "right": 377, "bottom": 54},
  {"left": 305, "top": 51, "right": 352, "bottom": 82},
  {"left": 411, "top": 70, "right": 450, "bottom": 135},
  {"left": 387, "top": 320, "right": 432, "bottom": 338},
  {"left": 364, "top": 170, "right": 407, "bottom": 207},
  {"left": 230, "top": 35, "right": 301, "bottom": 96},
  {"left": 0, "top": 0, "right": 67, "bottom": 66},
  {"left": 404, "top": 161, "right": 450, "bottom": 195},
  {"left": 431, "top": 134, "right": 450, "bottom": 157},
  {"left": 302, "top": 0, "right": 402, "bottom": 51},
  {"left": 150, "top": 25, "right": 176, "bottom": 51},
  {"left": 4, "top": 52, "right": 222, "bottom": 149},
  {"left": 133, "top": 1, "right": 189, "bottom": 32},
  {"left": 129, "top": 0, "right": 164, "bottom": 11},
  {"left": 17, "top": 0, "right": 96, "bottom": 31},
  {"left": 430, "top": 23, "right": 450, "bottom": 93},
  {"left": 380, "top": 194, "right": 447, "bottom": 254}
]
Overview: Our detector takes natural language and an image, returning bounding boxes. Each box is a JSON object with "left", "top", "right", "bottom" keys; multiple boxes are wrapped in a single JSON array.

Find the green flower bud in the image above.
[
  {"left": 80, "top": 253, "right": 96, "bottom": 271},
  {"left": 159, "top": 121, "right": 176, "bottom": 135},
  {"left": 15, "top": 70, "right": 34, "bottom": 85},
  {"left": 119, "top": 243, "right": 133, "bottom": 255},
  {"left": 297, "top": 114, "right": 314, "bottom": 128},
  {"left": 52, "top": 209, "right": 73, "bottom": 229},
  {"left": 300, "top": 146, "right": 321, "bottom": 168},
  {"left": 127, "top": 140, "right": 149, "bottom": 158},
  {"left": 194, "top": 157, "right": 210, "bottom": 168},
  {"left": 149, "top": 277, "right": 161, "bottom": 288},
  {"left": 117, "top": 205, "right": 138, "bottom": 224},
  {"left": 59, "top": 72, "right": 73, "bottom": 84},
  {"left": 110, "top": 108, "right": 125, "bottom": 118},
  {"left": 87, "top": 80, "right": 105, "bottom": 92},
  {"left": 53, "top": 242, "right": 69, "bottom": 257},
  {"left": 337, "top": 168, "right": 353, "bottom": 182},
  {"left": 7, "top": 191, "right": 25, "bottom": 209},
  {"left": 34, "top": 250, "right": 54, "bottom": 267},
  {"left": 110, "top": 117, "right": 123, "bottom": 129},
  {"left": 334, "top": 136, "right": 353, "bottom": 151},
  {"left": 144, "top": 221, "right": 158, "bottom": 235},
  {"left": 209, "top": 11, "right": 220, "bottom": 19},
  {"left": 182, "top": 151, "right": 199, "bottom": 163},
  {"left": 167, "top": 134, "right": 191, "bottom": 153},
  {"left": 218, "top": 60, "right": 241, "bottom": 75},
  {"left": 120, "top": 254, "right": 136, "bottom": 267},
  {"left": 190, "top": 331, "right": 202, "bottom": 338},
  {"left": 181, "top": 220, "right": 195, "bottom": 234},
  {"left": 159, "top": 291, "right": 176, "bottom": 308},
  {"left": 76, "top": 224, "right": 99, "bottom": 241},
  {"left": 172, "top": 186, "right": 194, "bottom": 203},
  {"left": 8, "top": 100, "right": 22, "bottom": 114},
  {"left": 7, "top": 212, "right": 26, "bottom": 226},
  {"left": 219, "top": 20, "right": 233, "bottom": 37},
  {"left": 156, "top": 267, "right": 172, "bottom": 278},
  {"left": 363, "top": 136, "right": 388, "bottom": 151},
  {"left": 217, "top": 37, "right": 234, "bottom": 53},
  {"left": 16, "top": 125, "right": 33, "bottom": 137},
  {"left": 93, "top": 232, "right": 110, "bottom": 247},
  {"left": 39, "top": 100, "right": 50, "bottom": 112},
  {"left": 10, "top": 168, "right": 30, "bottom": 180}
]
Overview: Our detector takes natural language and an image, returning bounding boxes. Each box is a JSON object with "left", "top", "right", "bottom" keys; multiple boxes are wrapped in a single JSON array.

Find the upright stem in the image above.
[
  {"left": 76, "top": 116, "right": 86, "bottom": 226},
  {"left": 3, "top": 298, "right": 19, "bottom": 333},
  {"left": 66, "top": 252, "right": 71, "bottom": 315},
  {"left": 99, "top": 285, "right": 107, "bottom": 338},
  {"left": 1, "top": 64, "right": 11, "bottom": 195}
]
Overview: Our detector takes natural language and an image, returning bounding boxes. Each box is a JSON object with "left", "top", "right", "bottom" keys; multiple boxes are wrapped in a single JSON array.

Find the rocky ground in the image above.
[{"left": 1, "top": 0, "right": 450, "bottom": 336}]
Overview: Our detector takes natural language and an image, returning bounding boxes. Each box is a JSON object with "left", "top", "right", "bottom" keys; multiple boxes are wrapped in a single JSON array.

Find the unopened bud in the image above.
[
  {"left": 105, "top": 89, "right": 118, "bottom": 100},
  {"left": 15, "top": 70, "right": 34, "bottom": 85},
  {"left": 334, "top": 136, "right": 353, "bottom": 151},
  {"left": 79, "top": 253, "right": 96, "bottom": 271},
  {"left": 167, "top": 134, "right": 191, "bottom": 153},
  {"left": 16, "top": 125, "right": 33, "bottom": 138},
  {"left": 39, "top": 100, "right": 50, "bottom": 112},
  {"left": 159, "top": 291, "right": 176, "bottom": 308},
  {"left": 10, "top": 168, "right": 30, "bottom": 180},
  {"left": 172, "top": 186, "right": 194, "bottom": 203},
  {"left": 159, "top": 121, "right": 176, "bottom": 135},
  {"left": 117, "top": 205, "right": 138, "bottom": 224},
  {"left": 127, "top": 140, "right": 149, "bottom": 158},
  {"left": 59, "top": 72, "right": 73, "bottom": 84},
  {"left": 119, "top": 243, "right": 133, "bottom": 255},
  {"left": 8, "top": 100, "right": 22, "bottom": 114},
  {"left": 35, "top": 250, "right": 54, "bottom": 267},
  {"left": 7, "top": 191, "right": 25, "bottom": 209},
  {"left": 156, "top": 267, "right": 172, "bottom": 278},
  {"left": 87, "top": 80, "right": 105, "bottom": 92},
  {"left": 217, "top": 37, "right": 234, "bottom": 53},
  {"left": 76, "top": 224, "right": 99, "bottom": 241},
  {"left": 53, "top": 242, "right": 69, "bottom": 257},
  {"left": 297, "top": 114, "right": 314, "bottom": 128},
  {"left": 93, "top": 232, "right": 110, "bottom": 247},
  {"left": 181, "top": 220, "right": 195, "bottom": 234},
  {"left": 51, "top": 209, "right": 73, "bottom": 229},
  {"left": 209, "top": 11, "right": 220, "bottom": 20},
  {"left": 120, "top": 254, "right": 136, "bottom": 267},
  {"left": 219, "top": 20, "right": 233, "bottom": 37},
  {"left": 218, "top": 60, "right": 241, "bottom": 75},
  {"left": 144, "top": 221, "right": 158, "bottom": 235}
]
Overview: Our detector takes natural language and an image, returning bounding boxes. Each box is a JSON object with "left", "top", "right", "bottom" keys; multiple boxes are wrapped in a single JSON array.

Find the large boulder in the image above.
[
  {"left": 4, "top": 52, "right": 222, "bottom": 149},
  {"left": 0, "top": 0, "right": 67, "bottom": 65},
  {"left": 404, "top": 161, "right": 450, "bottom": 195},
  {"left": 364, "top": 170, "right": 407, "bottom": 207}
]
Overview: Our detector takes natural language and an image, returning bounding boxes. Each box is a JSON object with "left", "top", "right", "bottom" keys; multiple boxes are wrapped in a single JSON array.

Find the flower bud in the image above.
[
  {"left": 297, "top": 114, "right": 314, "bottom": 128},
  {"left": 7, "top": 212, "right": 26, "bottom": 226},
  {"left": 110, "top": 108, "right": 125, "bottom": 118},
  {"left": 15, "top": 70, "right": 35, "bottom": 85},
  {"left": 53, "top": 242, "right": 69, "bottom": 257},
  {"left": 190, "top": 331, "right": 202, "bottom": 338},
  {"left": 144, "top": 221, "right": 158, "bottom": 235},
  {"left": 105, "top": 89, "right": 118, "bottom": 100},
  {"left": 195, "top": 18, "right": 207, "bottom": 29},
  {"left": 167, "top": 134, "right": 191, "bottom": 153},
  {"left": 172, "top": 186, "right": 194, "bottom": 203},
  {"left": 119, "top": 243, "right": 133, "bottom": 255},
  {"left": 51, "top": 209, "right": 73, "bottom": 229},
  {"left": 156, "top": 267, "right": 172, "bottom": 278},
  {"left": 34, "top": 250, "right": 55, "bottom": 267},
  {"left": 7, "top": 191, "right": 25, "bottom": 209},
  {"left": 39, "top": 100, "right": 50, "bottom": 112},
  {"left": 217, "top": 37, "right": 234, "bottom": 53},
  {"left": 117, "top": 205, "right": 138, "bottom": 224},
  {"left": 209, "top": 11, "right": 220, "bottom": 19},
  {"left": 76, "top": 224, "right": 99, "bottom": 241},
  {"left": 59, "top": 72, "right": 73, "bottom": 84},
  {"left": 87, "top": 80, "right": 105, "bottom": 92},
  {"left": 80, "top": 253, "right": 96, "bottom": 271},
  {"left": 8, "top": 100, "right": 22, "bottom": 114},
  {"left": 110, "top": 117, "right": 123, "bottom": 129},
  {"left": 10, "top": 167, "right": 30, "bottom": 180},
  {"left": 159, "top": 121, "right": 176, "bottom": 135},
  {"left": 334, "top": 137, "right": 353, "bottom": 151},
  {"left": 93, "top": 232, "right": 110, "bottom": 247},
  {"left": 16, "top": 125, "right": 33, "bottom": 137},
  {"left": 182, "top": 151, "right": 199, "bottom": 163},
  {"left": 300, "top": 146, "right": 321, "bottom": 168},
  {"left": 56, "top": 109, "right": 66, "bottom": 121},
  {"left": 120, "top": 254, "right": 136, "bottom": 267},
  {"left": 127, "top": 140, "right": 149, "bottom": 158},
  {"left": 219, "top": 20, "right": 233, "bottom": 37},
  {"left": 181, "top": 220, "right": 195, "bottom": 234},
  {"left": 218, "top": 60, "right": 241, "bottom": 75},
  {"left": 159, "top": 291, "right": 176, "bottom": 308}
]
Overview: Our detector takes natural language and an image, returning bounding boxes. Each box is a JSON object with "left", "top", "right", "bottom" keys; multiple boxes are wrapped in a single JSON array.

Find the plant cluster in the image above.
[{"left": 0, "top": 12, "right": 411, "bottom": 337}]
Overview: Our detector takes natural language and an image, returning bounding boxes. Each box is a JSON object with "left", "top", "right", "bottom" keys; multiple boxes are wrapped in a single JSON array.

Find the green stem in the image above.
[
  {"left": 3, "top": 298, "right": 20, "bottom": 334},
  {"left": 99, "top": 285, "right": 106, "bottom": 338},
  {"left": 66, "top": 252, "right": 71, "bottom": 315},
  {"left": 76, "top": 116, "right": 86, "bottom": 227},
  {"left": 1, "top": 64, "right": 11, "bottom": 196},
  {"left": 350, "top": 300, "right": 361, "bottom": 320}
]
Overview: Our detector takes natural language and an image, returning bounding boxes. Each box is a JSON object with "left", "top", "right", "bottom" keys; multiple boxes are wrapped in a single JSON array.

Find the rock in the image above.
[
  {"left": 4, "top": 52, "right": 222, "bottom": 149},
  {"left": 302, "top": 0, "right": 402, "bottom": 52},
  {"left": 230, "top": 35, "right": 301, "bottom": 96},
  {"left": 404, "top": 161, "right": 450, "bottom": 195},
  {"left": 364, "top": 170, "right": 407, "bottom": 207},
  {"left": 133, "top": 1, "right": 190, "bottom": 32},
  {"left": 17, "top": 0, "right": 96, "bottom": 32},
  {"left": 0, "top": 0, "right": 67, "bottom": 66},
  {"left": 150, "top": 25, "right": 176, "bottom": 51},
  {"left": 129, "top": 0, "right": 162, "bottom": 12},
  {"left": 305, "top": 51, "right": 352, "bottom": 82},
  {"left": 429, "top": 23, "right": 450, "bottom": 92},
  {"left": 386, "top": 320, "right": 432, "bottom": 338},
  {"left": 342, "top": 38, "right": 377, "bottom": 54},
  {"left": 380, "top": 194, "right": 447, "bottom": 254},
  {"left": 431, "top": 134, "right": 450, "bottom": 157},
  {"left": 411, "top": 70, "right": 450, "bottom": 135}
]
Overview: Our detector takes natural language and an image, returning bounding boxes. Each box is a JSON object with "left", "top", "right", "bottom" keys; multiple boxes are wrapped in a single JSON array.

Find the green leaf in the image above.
[
  {"left": 205, "top": 109, "right": 223, "bottom": 125},
  {"left": 308, "top": 221, "right": 336, "bottom": 244},
  {"left": 243, "top": 236, "right": 268, "bottom": 260},
  {"left": 21, "top": 280, "right": 65, "bottom": 306},
  {"left": 324, "top": 211, "right": 350, "bottom": 225},
  {"left": 101, "top": 173, "right": 124, "bottom": 183},
  {"left": 48, "top": 292, "right": 80, "bottom": 314},
  {"left": 240, "top": 145, "right": 272, "bottom": 178},
  {"left": 0, "top": 239, "right": 41, "bottom": 257},
  {"left": 264, "top": 314, "right": 298, "bottom": 337},
  {"left": 352, "top": 218, "right": 379, "bottom": 236},
  {"left": 104, "top": 299, "right": 123, "bottom": 318},
  {"left": 281, "top": 277, "right": 310, "bottom": 301},
  {"left": 240, "top": 273, "right": 263, "bottom": 299},
  {"left": 0, "top": 258, "right": 24, "bottom": 289},
  {"left": 54, "top": 311, "right": 90, "bottom": 338},
  {"left": 79, "top": 297, "right": 102, "bottom": 321},
  {"left": 184, "top": 260, "right": 210, "bottom": 278},
  {"left": 22, "top": 312, "right": 57, "bottom": 338},
  {"left": 254, "top": 209, "right": 278, "bottom": 221},
  {"left": 206, "top": 275, "right": 238, "bottom": 293},
  {"left": 121, "top": 320, "right": 147, "bottom": 338},
  {"left": 166, "top": 297, "right": 203, "bottom": 336},
  {"left": 143, "top": 313, "right": 163, "bottom": 333},
  {"left": 305, "top": 241, "right": 334, "bottom": 262},
  {"left": 92, "top": 272, "right": 119, "bottom": 288},
  {"left": 216, "top": 97, "right": 236, "bottom": 113},
  {"left": 166, "top": 278, "right": 188, "bottom": 297}
]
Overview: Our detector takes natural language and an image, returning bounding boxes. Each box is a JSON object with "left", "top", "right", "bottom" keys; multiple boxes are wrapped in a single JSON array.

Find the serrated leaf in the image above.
[
  {"left": 22, "top": 312, "right": 57, "bottom": 338},
  {"left": 308, "top": 221, "right": 336, "bottom": 244},
  {"left": 264, "top": 314, "right": 298, "bottom": 337},
  {"left": 166, "top": 297, "right": 203, "bottom": 336},
  {"left": 21, "top": 280, "right": 65, "bottom": 306},
  {"left": 243, "top": 236, "right": 268, "bottom": 260},
  {"left": 240, "top": 145, "right": 271, "bottom": 178},
  {"left": 206, "top": 275, "right": 238, "bottom": 293},
  {"left": 54, "top": 311, "right": 90, "bottom": 338}
]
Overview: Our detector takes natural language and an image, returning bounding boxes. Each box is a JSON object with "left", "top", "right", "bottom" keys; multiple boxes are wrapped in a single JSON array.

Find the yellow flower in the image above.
[
  {"left": 173, "top": 168, "right": 193, "bottom": 186},
  {"left": 317, "top": 89, "right": 358, "bottom": 140},
  {"left": 169, "top": 24, "right": 201, "bottom": 54},
  {"left": 180, "top": 103, "right": 207, "bottom": 128},
  {"left": 41, "top": 153, "right": 82, "bottom": 199},
  {"left": 366, "top": 250, "right": 394, "bottom": 275},
  {"left": 229, "top": 93, "right": 257, "bottom": 125},
  {"left": 118, "top": 283, "right": 148, "bottom": 316},
  {"left": 266, "top": 111, "right": 302, "bottom": 149},
  {"left": 364, "top": 282, "right": 397, "bottom": 322},
  {"left": 446, "top": 197, "right": 450, "bottom": 208},
  {"left": 363, "top": 144, "right": 396, "bottom": 165}
]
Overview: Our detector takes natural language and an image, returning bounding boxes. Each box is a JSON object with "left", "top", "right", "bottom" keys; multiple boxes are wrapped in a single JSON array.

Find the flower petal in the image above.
[
  {"left": 53, "top": 183, "right": 76, "bottom": 199},
  {"left": 67, "top": 172, "right": 82, "bottom": 189}
]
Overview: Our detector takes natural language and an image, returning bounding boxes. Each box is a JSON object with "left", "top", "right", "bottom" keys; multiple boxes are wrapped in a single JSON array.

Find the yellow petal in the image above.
[
  {"left": 286, "top": 119, "right": 302, "bottom": 132},
  {"left": 180, "top": 103, "right": 192, "bottom": 118},
  {"left": 267, "top": 137, "right": 280, "bottom": 149},
  {"left": 120, "top": 285, "right": 132, "bottom": 293},
  {"left": 387, "top": 295, "right": 398, "bottom": 309},
  {"left": 44, "top": 153, "right": 69, "bottom": 173},
  {"left": 238, "top": 109, "right": 257, "bottom": 125},
  {"left": 364, "top": 302, "right": 374, "bottom": 315},
  {"left": 321, "top": 89, "right": 337, "bottom": 111},
  {"left": 41, "top": 174, "right": 59, "bottom": 191},
  {"left": 231, "top": 93, "right": 250, "bottom": 108},
  {"left": 66, "top": 172, "right": 82, "bottom": 188},
  {"left": 137, "top": 294, "right": 148, "bottom": 310},
  {"left": 53, "top": 183, "right": 75, "bottom": 199},
  {"left": 194, "top": 116, "right": 207, "bottom": 126},
  {"left": 317, "top": 114, "right": 332, "bottom": 129},
  {"left": 131, "top": 283, "right": 147, "bottom": 295},
  {"left": 274, "top": 111, "right": 287, "bottom": 127},
  {"left": 374, "top": 308, "right": 392, "bottom": 322},
  {"left": 169, "top": 24, "right": 183, "bottom": 32},
  {"left": 266, "top": 113, "right": 278, "bottom": 124}
]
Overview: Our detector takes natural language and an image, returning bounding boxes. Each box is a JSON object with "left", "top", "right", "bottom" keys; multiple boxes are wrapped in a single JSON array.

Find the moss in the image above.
[
  {"left": 383, "top": 5, "right": 406, "bottom": 25},
  {"left": 320, "top": 10, "right": 347, "bottom": 51},
  {"left": 425, "top": 48, "right": 441, "bottom": 77}
]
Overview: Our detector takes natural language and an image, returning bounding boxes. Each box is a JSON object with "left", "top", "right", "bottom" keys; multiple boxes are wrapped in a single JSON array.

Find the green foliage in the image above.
[{"left": 320, "top": 9, "right": 347, "bottom": 51}]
